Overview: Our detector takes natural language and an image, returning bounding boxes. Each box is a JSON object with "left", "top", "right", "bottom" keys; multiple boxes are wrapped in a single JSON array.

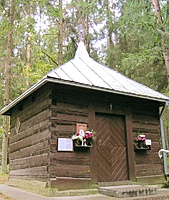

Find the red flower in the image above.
[
  {"left": 85, "top": 131, "right": 94, "bottom": 138},
  {"left": 137, "top": 134, "right": 146, "bottom": 141}
]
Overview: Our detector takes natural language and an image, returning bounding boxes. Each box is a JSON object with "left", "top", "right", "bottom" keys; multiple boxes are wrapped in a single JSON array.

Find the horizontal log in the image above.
[
  {"left": 11, "top": 92, "right": 51, "bottom": 124},
  {"left": 136, "top": 164, "right": 162, "bottom": 170},
  {"left": 10, "top": 129, "right": 50, "bottom": 153},
  {"left": 53, "top": 102, "right": 88, "bottom": 111},
  {"left": 135, "top": 164, "right": 163, "bottom": 176},
  {"left": 52, "top": 108, "right": 88, "bottom": 118},
  {"left": 136, "top": 170, "right": 163, "bottom": 177},
  {"left": 49, "top": 151, "right": 90, "bottom": 159},
  {"left": 48, "top": 164, "right": 90, "bottom": 178},
  {"left": 10, "top": 140, "right": 49, "bottom": 160},
  {"left": 10, "top": 111, "right": 50, "bottom": 143},
  {"left": 132, "top": 105, "right": 159, "bottom": 114},
  {"left": 135, "top": 154, "right": 162, "bottom": 165},
  {"left": 10, "top": 153, "right": 48, "bottom": 167},
  {"left": 51, "top": 112, "right": 88, "bottom": 123},
  {"left": 133, "top": 129, "right": 160, "bottom": 135},
  {"left": 10, "top": 166, "right": 48, "bottom": 176},
  {"left": 54, "top": 124, "right": 75, "bottom": 133},
  {"left": 132, "top": 122, "right": 160, "bottom": 131},
  {"left": 132, "top": 114, "right": 159, "bottom": 123},
  {"left": 9, "top": 175, "right": 47, "bottom": 182},
  {"left": 20, "top": 109, "right": 49, "bottom": 129},
  {"left": 50, "top": 156, "right": 90, "bottom": 166}
]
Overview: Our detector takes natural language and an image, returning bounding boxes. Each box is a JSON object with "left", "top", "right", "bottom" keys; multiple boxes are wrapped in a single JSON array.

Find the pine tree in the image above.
[{"left": 2, "top": 0, "right": 15, "bottom": 174}]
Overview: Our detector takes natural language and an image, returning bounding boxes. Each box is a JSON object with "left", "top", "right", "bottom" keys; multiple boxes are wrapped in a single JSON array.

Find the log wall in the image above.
[
  {"left": 132, "top": 112, "right": 163, "bottom": 177},
  {"left": 49, "top": 85, "right": 163, "bottom": 182},
  {"left": 9, "top": 85, "right": 52, "bottom": 181},
  {"left": 8, "top": 82, "right": 164, "bottom": 185},
  {"left": 49, "top": 87, "right": 91, "bottom": 180}
]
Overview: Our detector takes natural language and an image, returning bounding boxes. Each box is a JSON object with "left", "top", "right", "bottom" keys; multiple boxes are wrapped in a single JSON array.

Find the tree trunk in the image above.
[
  {"left": 26, "top": 33, "right": 30, "bottom": 88},
  {"left": 58, "top": 0, "right": 63, "bottom": 66},
  {"left": 85, "top": 3, "right": 90, "bottom": 53},
  {"left": 1, "top": 0, "right": 15, "bottom": 174},
  {"left": 152, "top": 0, "right": 169, "bottom": 81},
  {"left": 77, "top": 0, "right": 85, "bottom": 44},
  {"left": 105, "top": 0, "right": 115, "bottom": 68},
  {"left": 1, "top": 116, "right": 9, "bottom": 174}
]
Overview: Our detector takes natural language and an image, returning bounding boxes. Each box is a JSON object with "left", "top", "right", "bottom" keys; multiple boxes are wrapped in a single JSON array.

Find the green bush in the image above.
[
  {"left": 162, "top": 181, "right": 169, "bottom": 188},
  {"left": 0, "top": 165, "right": 9, "bottom": 174}
]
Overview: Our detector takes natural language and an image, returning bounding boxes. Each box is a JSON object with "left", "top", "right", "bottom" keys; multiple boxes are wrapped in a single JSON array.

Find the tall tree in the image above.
[
  {"left": 58, "top": 0, "right": 63, "bottom": 66},
  {"left": 103, "top": 0, "right": 117, "bottom": 68},
  {"left": 103, "top": 0, "right": 168, "bottom": 92},
  {"left": 26, "top": 33, "right": 31, "bottom": 88},
  {"left": 152, "top": 0, "right": 169, "bottom": 83},
  {"left": 1, "top": 0, "right": 15, "bottom": 174}
]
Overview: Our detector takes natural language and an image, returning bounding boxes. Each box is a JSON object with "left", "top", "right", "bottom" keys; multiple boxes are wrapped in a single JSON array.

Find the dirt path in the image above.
[
  {"left": 0, "top": 193, "right": 14, "bottom": 200},
  {"left": 0, "top": 194, "right": 5, "bottom": 199}
]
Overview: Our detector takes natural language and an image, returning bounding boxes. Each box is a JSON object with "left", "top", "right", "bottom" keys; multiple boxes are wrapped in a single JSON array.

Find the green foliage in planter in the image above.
[{"left": 162, "top": 181, "right": 169, "bottom": 188}]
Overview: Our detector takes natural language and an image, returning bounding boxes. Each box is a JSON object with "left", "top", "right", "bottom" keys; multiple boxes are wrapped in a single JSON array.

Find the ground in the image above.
[
  {"left": 0, "top": 193, "right": 14, "bottom": 200},
  {"left": 0, "top": 174, "right": 14, "bottom": 200},
  {"left": 0, "top": 195, "right": 4, "bottom": 200}
]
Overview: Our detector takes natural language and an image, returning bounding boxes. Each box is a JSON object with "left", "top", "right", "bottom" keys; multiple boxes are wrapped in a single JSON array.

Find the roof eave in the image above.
[
  {"left": 0, "top": 77, "right": 168, "bottom": 115},
  {"left": 46, "top": 78, "right": 169, "bottom": 104},
  {"left": 52, "top": 78, "right": 168, "bottom": 100},
  {"left": 0, "top": 78, "right": 48, "bottom": 115}
]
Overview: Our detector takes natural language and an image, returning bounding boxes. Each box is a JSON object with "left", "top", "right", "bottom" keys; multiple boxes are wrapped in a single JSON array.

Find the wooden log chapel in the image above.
[{"left": 1, "top": 41, "right": 169, "bottom": 190}]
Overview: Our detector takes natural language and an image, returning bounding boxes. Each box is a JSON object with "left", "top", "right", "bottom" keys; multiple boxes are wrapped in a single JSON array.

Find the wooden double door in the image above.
[{"left": 95, "top": 113, "right": 129, "bottom": 182}]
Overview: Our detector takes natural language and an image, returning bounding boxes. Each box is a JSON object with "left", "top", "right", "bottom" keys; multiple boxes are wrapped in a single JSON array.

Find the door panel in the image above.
[{"left": 95, "top": 113, "right": 129, "bottom": 182}]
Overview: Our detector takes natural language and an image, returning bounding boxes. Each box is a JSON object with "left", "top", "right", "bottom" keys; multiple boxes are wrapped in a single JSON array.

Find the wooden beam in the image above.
[
  {"left": 88, "top": 104, "right": 97, "bottom": 184},
  {"left": 126, "top": 109, "right": 136, "bottom": 182}
]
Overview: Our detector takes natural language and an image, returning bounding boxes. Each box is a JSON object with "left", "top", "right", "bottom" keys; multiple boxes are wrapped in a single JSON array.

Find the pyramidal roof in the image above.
[
  {"left": 1, "top": 41, "right": 169, "bottom": 115},
  {"left": 46, "top": 41, "right": 169, "bottom": 101}
]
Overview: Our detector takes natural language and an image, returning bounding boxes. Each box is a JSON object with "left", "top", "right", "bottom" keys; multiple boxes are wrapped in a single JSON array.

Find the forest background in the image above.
[{"left": 0, "top": 0, "right": 169, "bottom": 173}]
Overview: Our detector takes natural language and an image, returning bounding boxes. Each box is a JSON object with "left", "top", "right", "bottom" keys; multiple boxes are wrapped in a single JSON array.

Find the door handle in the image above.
[{"left": 98, "top": 139, "right": 101, "bottom": 146}]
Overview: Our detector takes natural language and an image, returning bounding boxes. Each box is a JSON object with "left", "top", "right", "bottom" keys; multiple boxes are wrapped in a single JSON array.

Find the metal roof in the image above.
[
  {"left": 46, "top": 41, "right": 169, "bottom": 101},
  {"left": 1, "top": 41, "right": 169, "bottom": 115}
]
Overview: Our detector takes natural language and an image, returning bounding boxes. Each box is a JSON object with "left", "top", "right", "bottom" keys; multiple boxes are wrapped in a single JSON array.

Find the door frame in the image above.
[{"left": 88, "top": 107, "right": 136, "bottom": 183}]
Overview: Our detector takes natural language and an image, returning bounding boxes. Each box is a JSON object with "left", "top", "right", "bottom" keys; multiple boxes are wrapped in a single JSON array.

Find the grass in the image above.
[
  {"left": 0, "top": 173, "right": 15, "bottom": 200},
  {"left": 0, "top": 165, "right": 15, "bottom": 199},
  {"left": 0, "top": 166, "right": 97, "bottom": 197},
  {"left": 167, "top": 156, "right": 169, "bottom": 165},
  {"left": 7, "top": 178, "right": 97, "bottom": 197},
  {"left": 0, "top": 192, "right": 14, "bottom": 200},
  {"left": 0, "top": 165, "right": 9, "bottom": 185},
  {"left": 0, "top": 174, "right": 8, "bottom": 184},
  {"left": 7, "top": 178, "right": 58, "bottom": 197}
]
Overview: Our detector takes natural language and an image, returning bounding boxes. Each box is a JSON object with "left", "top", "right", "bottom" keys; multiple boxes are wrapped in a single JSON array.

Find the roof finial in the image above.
[{"left": 74, "top": 41, "right": 89, "bottom": 58}]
